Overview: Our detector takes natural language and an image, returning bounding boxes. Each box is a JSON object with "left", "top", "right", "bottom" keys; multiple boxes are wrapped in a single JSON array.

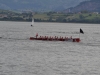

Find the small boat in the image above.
[
  {"left": 30, "top": 33, "right": 80, "bottom": 42},
  {"left": 31, "top": 17, "right": 34, "bottom": 26}
]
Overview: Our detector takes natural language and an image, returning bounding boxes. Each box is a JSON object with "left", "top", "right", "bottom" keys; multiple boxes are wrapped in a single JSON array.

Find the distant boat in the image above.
[
  {"left": 29, "top": 28, "right": 85, "bottom": 42},
  {"left": 30, "top": 33, "right": 81, "bottom": 42},
  {"left": 31, "top": 18, "right": 34, "bottom": 27}
]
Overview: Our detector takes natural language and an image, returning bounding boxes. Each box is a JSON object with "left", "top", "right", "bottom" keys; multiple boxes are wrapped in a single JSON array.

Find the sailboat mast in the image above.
[
  {"left": 31, "top": 13, "right": 34, "bottom": 26},
  {"left": 32, "top": 17, "right": 34, "bottom": 25}
]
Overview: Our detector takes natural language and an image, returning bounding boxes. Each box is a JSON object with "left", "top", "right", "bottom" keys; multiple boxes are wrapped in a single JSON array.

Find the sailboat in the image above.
[{"left": 31, "top": 17, "right": 34, "bottom": 27}]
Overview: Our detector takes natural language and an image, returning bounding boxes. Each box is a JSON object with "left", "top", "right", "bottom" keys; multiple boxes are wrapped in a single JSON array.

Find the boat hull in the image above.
[{"left": 30, "top": 37, "right": 80, "bottom": 42}]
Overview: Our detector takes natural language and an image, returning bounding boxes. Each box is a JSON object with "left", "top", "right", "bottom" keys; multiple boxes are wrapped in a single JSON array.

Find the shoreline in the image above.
[{"left": 0, "top": 20, "right": 100, "bottom": 24}]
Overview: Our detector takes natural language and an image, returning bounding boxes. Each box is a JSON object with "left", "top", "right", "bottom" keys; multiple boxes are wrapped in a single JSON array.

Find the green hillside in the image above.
[
  {"left": 65, "top": 0, "right": 100, "bottom": 12},
  {"left": 0, "top": 9, "right": 100, "bottom": 23},
  {"left": 34, "top": 12, "right": 100, "bottom": 23}
]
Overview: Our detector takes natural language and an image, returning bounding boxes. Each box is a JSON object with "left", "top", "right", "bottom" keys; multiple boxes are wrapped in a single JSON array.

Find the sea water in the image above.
[{"left": 0, "top": 21, "right": 100, "bottom": 75}]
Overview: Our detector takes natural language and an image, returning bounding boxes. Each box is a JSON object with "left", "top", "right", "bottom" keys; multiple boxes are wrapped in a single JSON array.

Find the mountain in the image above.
[
  {"left": 64, "top": 0, "right": 100, "bottom": 13},
  {"left": 0, "top": 0, "right": 86, "bottom": 12}
]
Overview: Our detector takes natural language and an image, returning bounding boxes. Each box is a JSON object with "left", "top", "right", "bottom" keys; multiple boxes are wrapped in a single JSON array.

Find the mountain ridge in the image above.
[
  {"left": 64, "top": 0, "right": 100, "bottom": 13},
  {"left": 0, "top": 0, "right": 86, "bottom": 12}
]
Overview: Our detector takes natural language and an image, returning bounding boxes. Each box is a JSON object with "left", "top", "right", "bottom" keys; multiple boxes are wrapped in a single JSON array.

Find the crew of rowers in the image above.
[{"left": 35, "top": 33, "right": 72, "bottom": 41}]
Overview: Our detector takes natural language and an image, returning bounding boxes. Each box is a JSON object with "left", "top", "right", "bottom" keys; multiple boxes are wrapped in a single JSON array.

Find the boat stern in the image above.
[{"left": 73, "top": 38, "right": 80, "bottom": 42}]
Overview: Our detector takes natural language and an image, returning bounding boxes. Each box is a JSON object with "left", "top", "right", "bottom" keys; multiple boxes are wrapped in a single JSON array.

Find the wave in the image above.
[
  {"left": 86, "top": 42, "right": 100, "bottom": 46},
  {"left": 93, "top": 32, "right": 100, "bottom": 34},
  {"left": 80, "top": 41, "right": 100, "bottom": 47},
  {"left": 0, "top": 36, "right": 29, "bottom": 41},
  {"left": 48, "top": 31, "right": 80, "bottom": 34}
]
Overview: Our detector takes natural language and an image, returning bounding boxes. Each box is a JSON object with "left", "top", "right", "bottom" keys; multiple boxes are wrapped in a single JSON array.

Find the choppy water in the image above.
[{"left": 0, "top": 21, "right": 100, "bottom": 75}]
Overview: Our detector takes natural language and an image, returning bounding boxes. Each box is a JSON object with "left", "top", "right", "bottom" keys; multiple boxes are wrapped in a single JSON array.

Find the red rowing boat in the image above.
[{"left": 30, "top": 33, "right": 80, "bottom": 42}]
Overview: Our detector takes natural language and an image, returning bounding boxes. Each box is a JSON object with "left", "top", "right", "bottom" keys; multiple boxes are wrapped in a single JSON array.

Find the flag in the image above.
[{"left": 80, "top": 28, "right": 84, "bottom": 34}]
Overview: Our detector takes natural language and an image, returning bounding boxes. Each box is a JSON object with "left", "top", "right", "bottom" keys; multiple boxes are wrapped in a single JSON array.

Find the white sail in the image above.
[
  {"left": 31, "top": 17, "right": 34, "bottom": 26},
  {"left": 32, "top": 18, "right": 34, "bottom": 25}
]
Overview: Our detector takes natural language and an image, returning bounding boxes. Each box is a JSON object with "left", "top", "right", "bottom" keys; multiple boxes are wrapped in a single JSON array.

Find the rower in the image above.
[{"left": 36, "top": 33, "right": 38, "bottom": 38}]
